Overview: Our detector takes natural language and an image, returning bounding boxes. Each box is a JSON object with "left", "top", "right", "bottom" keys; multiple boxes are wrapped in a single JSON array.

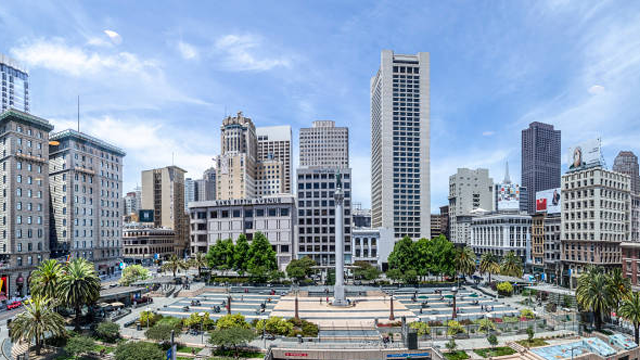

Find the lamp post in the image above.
[
  {"left": 389, "top": 293, "right": 395, "bottom": 321},
  {"left": 451, "top": 287, "right": 458, "bottom": 319},
  {"left": 226, "top": 285, "right": 232, "bottom": 315},
  {"left": 294, "top": 283, "right": 299, "bottom": 320}
]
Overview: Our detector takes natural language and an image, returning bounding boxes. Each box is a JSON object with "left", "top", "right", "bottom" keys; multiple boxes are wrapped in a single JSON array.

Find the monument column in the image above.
[{"left": 333, "top": 171, "right": 347, "bottom": 306}]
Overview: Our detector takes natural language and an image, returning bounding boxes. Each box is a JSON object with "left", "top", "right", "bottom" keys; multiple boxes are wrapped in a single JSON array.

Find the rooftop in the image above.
[
  {"left": 0, "top": 109, "right": 54, "bottom": 131},
  {"left": 50, "top": 128, "right": 126, "bottom": 156}
]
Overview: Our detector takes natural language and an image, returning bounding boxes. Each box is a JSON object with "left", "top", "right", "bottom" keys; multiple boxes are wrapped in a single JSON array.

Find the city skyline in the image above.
[{"left": 1, "top": 1, "right": 640, "bottom": 212}]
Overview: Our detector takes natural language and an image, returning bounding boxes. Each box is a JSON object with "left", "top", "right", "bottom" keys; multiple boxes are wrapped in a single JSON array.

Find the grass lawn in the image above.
[
  {"left": 176, "top": 345, "right": 203, "bottom": 353},
  {"left": 473, "top": 347, "right": 516, "bottom": 358},
  {"left": 93, "top": 344, "right": 116, "bottom": 353},
  {"left": 516, "top": 338, "right": 549, "bottom": 347},
  {"left": 444, "top": 350, "right": 470, "bottom": 360}
]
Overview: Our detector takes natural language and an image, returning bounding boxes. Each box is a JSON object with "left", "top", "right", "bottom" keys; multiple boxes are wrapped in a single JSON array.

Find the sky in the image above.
[{"left": 2, "top": 0, "right": 640, "bottom": 212}]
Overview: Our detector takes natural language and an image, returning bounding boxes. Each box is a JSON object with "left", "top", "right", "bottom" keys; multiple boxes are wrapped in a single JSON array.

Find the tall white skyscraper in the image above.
[
  {"left": 257, "top": 125, "right": 293, "bottom": 194},
  {"left": 299, "top": 121, "right": 349, "bottom": 169},
  {"left": 370, "top": 50, "right": 430, "bottom": 240},
  {"left": 1, "top": 54, "right": 29, "bottom": 113}
]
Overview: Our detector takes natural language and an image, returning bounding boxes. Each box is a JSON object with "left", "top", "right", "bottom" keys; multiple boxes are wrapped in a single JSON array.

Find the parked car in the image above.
[{"left": 7, "top": 301, "right": 22, "bottom": 310}]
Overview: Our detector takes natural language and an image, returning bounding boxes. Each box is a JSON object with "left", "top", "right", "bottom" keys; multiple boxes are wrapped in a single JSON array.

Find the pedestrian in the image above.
[
  {"left": 320, "top": 297, "right": 322, "bottom": 304},
  {"left": 241, "top": 295, "right": 243, "bottom": 302},
  {"left": 326, "top": 296, "right": 329, "bottom": 304}
]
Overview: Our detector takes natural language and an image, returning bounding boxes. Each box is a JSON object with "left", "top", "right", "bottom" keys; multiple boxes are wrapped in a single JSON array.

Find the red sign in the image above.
[
  {"left": 285, "top": 353, "right": 308, "bottom": 357},
  {"left": 536, "top": 198, "right": 547, "bottom": 211}
]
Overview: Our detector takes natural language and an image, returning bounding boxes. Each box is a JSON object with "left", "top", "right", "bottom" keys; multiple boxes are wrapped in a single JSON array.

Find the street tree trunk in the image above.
[{"left": 75, "top": 304, "right": 82, "bottom": 331}]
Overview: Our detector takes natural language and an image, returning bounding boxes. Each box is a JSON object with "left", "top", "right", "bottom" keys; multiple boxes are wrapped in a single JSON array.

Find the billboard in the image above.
[
  {"left": 567, "top": 139, "right": 602, "bottom": 170},
  {"left": 497, "top": 182, "right": 520, "bottom": 210},
  {"left": 139, "top": 209, "right": 154, "bottom": 223},
  {"left": 536, "top": 188, "right": 561, "bottom": 214}
]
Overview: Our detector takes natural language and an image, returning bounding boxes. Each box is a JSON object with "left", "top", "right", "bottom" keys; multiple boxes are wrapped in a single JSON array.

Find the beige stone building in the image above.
[
  {"left": 448, "top": 168, "right": 495, "bottom": 244},
  {"left": 141, "top": 166, "right": 188, "bottom": 256},
  {"left": 122, "top": 224, "right": 176, "bottom": 265},
  {"left": 216, "top": 112, "right": 257, "bottom": 200},
  {"left": 0, "top": 109, "right": 53, "bottom": 298},
  {"left": 561, "top": 167, "right": 630, "bottom": 288},
  {"left": 257, "top": 125, "right": 292, "bottom": 194},
  {"left": 256, "top": 158, "right": 284, "bottom": 196}
]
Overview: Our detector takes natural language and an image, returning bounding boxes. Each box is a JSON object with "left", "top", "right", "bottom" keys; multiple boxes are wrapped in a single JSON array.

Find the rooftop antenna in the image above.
[{"left": 77, "top": 95, "right": 80, "bottom": 132}]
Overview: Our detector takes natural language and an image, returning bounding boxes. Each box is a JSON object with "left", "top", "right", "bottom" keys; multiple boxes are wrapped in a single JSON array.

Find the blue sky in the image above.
[{"left": 2, "top": 1, "right": 640, "bottom": 212}]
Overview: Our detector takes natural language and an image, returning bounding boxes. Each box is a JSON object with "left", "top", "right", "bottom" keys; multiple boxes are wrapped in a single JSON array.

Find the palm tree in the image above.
[
  {"left": 607, "top": 268, "right": 631, "bottom": 309},
  {"left": 162, "top": 254, "right": 188, "bottom": 278},
  {"left": 60, "top": 258, "right": 101, "bottom": 331},
  {"left": 190, "top": 252, "right": 208, "bottom": 278},
  {"left": 479, "top": 253, "right": 500, "bottom": 284},
  {"left": 619, "top": 292, "right": 640, "bottom": 344},
  {"left": 454, "top": 246, "right": 476, "bottom": 282},
  {"left": 500, "top": 251, "right": 523, "bottom": 278},
  {"left": 9, "top": 295, "right": 65, "bottom": 356},
  {"left": 576, "top": 267, "right": 611, "bottom": 330},
  {"left": 29, "top": 259, "right": 63, "bottom": 302}
]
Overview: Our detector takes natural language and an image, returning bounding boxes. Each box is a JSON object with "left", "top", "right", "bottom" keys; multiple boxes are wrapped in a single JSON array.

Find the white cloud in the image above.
[
  {"left": 214, "top": 34, "right": 291, "bottom": 71},
  {"left": 104, "top": 29, "right": 122, "bottom": 45},
  {"left": 177, "top": 41, "right": 198, "bottom": 60},
  {"left": 588, "top": 84, "right": 605, "bottom": 94},
  {"left": 10, "top": 38, "right": 159, "bottom": 77},
  {"left": 482, "top": 131, "right": 495, "bottom": 136}
]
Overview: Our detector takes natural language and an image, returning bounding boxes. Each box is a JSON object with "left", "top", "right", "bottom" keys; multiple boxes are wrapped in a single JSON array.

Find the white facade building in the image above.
[
  {"left": 449, "top": 168, "right": 495, "bottom": 244},
  {"left": 370, "top": 50, "right": 430, "bottom": 240},
  {"left": 470, "top": 212, "right": 532, "bottom": 265},
  {"left": 351, "top": 227, "right": 394, "bottom": 268},
  {"left": 299, "top": 121, "right": 349, "bottom": 169}
]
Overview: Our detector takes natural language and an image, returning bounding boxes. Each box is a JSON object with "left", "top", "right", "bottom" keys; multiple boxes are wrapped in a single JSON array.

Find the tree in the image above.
[
  {"left": 487, "top": 334, "right": 498, "bottom": 348},
  {"left": 430, "top": 235, "right": 456, "bottom": 279},
  {"left": 65, "top": 335, "right": 95, "bottom": 359},
  {"left": 94, "top": 321, "right": 120, "bottom": 343},
  {"left": 29, "top": 259, "right": 63, "bottom": 302},
  {"left": 619, "top": 292, "right": 640, "bottom": 344},
  {"left": 162, "top": 254, "right": 188, "bottom": 278},
  {"left": 119, "top": 264, "right": 150, "bottom": 286},
  {"left": 190, "top": 252, "right": 208, "bottom": 278},
  {"left": 215, "top": 313, "right": 250, "bottom": 330},
  {"left": 455, "top": 246, "right": 476, "bottom": 280},
  {"left": 286, "top": 257, "right": 316, "bottom": 282},
  {"left": 145, "top": 323, "right": 175, "bottom": 343},
  {"left": 445, "top": 338, "right": 457, "bottom": 352},
  {"left": 353, "top": 261, "right": 381, "bottom": 281},
  {"left": 233, "top": 234, "right": 250, "bottom": 275},
  {"left": 387, "top": 236, "right": 416, "bottom": 273},
  {"left": 247, "top": 232, "right": 278, "bottom": 280},
  {"left": 255, "top": 317, "right": 294, "bottom": 336},
  {"left": 209, "top": 327, "right": 256, "bottom": 357},
  {"left": 526, "top": 326, "right": 535, "bottom": 341},
  {"left": 139, "top": 310, "right": 161, "bottom": 328},
  {"left": 403, "top": 269, "right": 419, "bottom": 284},
  {"left": 115, "top": 341, "right": 164, "bottom": 360},
  {"left": 9, "top": 295, "right": 65, "bottom": 356},
  {"left": 60, "top": 258, "right": 101, "bottom": 331},
  {"left": 408, "top": 321, "right": 431, "bottom": 336},
  {"left": 608, "top": 268, "right": 631, "bottom": 309},
  {"left": 500, "top": 251, "right": 523, "bottom": 278},
  {"left": 184, "top": 312, "right": 215, "bottom": 331},
  {"left": 479, "top": 253, "right": 500, "bottom": 283},
  {"left": 576, "top": 267, "right": 611, "bottom": 330},
  {"left": 476, "top": 318, "right": 496, "bottom": 333},
  {"left": 496, "top": 282, "right": 513, "bottom": 296},
  {"left": 207, "top": 238, "right": 235, "bottom": 274}
]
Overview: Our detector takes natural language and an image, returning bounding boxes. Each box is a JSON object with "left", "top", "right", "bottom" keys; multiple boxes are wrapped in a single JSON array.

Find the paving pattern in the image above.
[{"left": 158, "top": 292, "right": 281, "bottom": 321}]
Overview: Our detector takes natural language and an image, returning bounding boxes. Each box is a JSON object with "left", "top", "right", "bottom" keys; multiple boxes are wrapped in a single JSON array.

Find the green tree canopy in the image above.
[
  {"left": 9, "top": 295, "right": 66, "bottom": 356},
  {"left": 29, "top": 259, "right": 63, "bottom": 301},
  {"left": 353, "top": 261, "right": 381, "bottom": 281},
  {"left": 94, "top": 321, "right": 120, "bottom": 343},
  {"left": 60, "top": 258, "right": 101, "bottom": 331},
  {"left": 479, "top": 253, "right": 500, "bottom": 283},
  {"left": 455, "top": 246, "right": 476, "bottom": 278},
  {"left": 500, "top": 251, "right": 523, "bottom": 278},
  {"left": 209, "top": 327, "right": 256, "bottom": 352},
  {"left": 619, "top": 291, "right": 640, "bottom": 345},
  {"left": 145, "top": 323, "right": 175, "bottom": 343},
  {"left": 119, "top": 264, "right": 150, "bottom": 286},
  {"left": 247, "top": 232, "right": 278, "bottom": 279},
  {"left": 233, "top": 234, "right": 250, "bottom": 275},
  {"left": 286, "top": 256, "right": 316, "bottom": 282},
  {"left": 207, "top": 238, "right": 235, "bottom": 273},
  {"left": 162, "top": 254, "right": 188, "bottom": 278},
  {"left": 115, "top": 341, "right": 164, "bottom": 360},
  {"left": 576, "top": 267, "right": 612, "bottom": 330},
  {"left": 388, "top": 236, "right": 415, "bottom": 273},
  {"left": 215, "top": 313, "right": 250, "bottom": 330},
  {"left": 65, "top": 335, "right": 95, "bottom": 359}
]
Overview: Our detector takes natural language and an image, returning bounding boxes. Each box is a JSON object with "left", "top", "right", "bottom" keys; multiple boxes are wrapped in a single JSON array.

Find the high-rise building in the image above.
[
  {"left": 0, "top": 110, "right": 53, "bottom": 297},
  {"left": 296, "top": 168, "right": 352, "bottom": 265},
  {"left": 184, "top": 178, "right": 197, "bottom": 210},
  {"left": 370, "top": 50, "right": 430, "bottom": 240},
  {"left": 430, "top": 214, "right": 442, "bottom": 239},
  {"left": 256, "top": 158, "right": 284, "bottom": 197},
  {"left": 124, "top": 187, "right": 141, "bottom": 222},
  {"left": 299, "top": 121, "right": 349, "bottom": 169},
  {"left": 1, "top": 54, "right": 29, "bottom": 113},
  {"left": 202, "top": 167, "right": 216, "bottom": 201},
  {"left": 494, "top": 162, "right": 522, "bottom": 213},
  {"left": 216, "top": 111, "right": 257, "bottom": 200},
  {"left": 521, "top": 122, "right": 561, "bottom": 214},
  {"left": 49, "top": 129, "right": 126, "bottom": 276},
  {"left": 141, "top": 166, "right": 188, "bottom": 256},
  {"left": 439, "top": 205, "right": 450, "bottom": 240},
  {"left": 352, "top": 203, "right": 372, "bottom": 228},
  {"left": 448, "top": 168, "right": 494, "bottom": 244},
  {"left": 257, "top": 126, "right": 292, "bottom": 194},
  {"left": 561, "top": 168, "right": 629, "bottom": 288},
  {"left": 613, "top": 151, "right": 640, "bottom": 242}
]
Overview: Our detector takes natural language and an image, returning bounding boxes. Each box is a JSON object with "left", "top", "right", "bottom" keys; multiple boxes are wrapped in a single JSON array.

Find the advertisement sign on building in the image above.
[
  {"left": 139, "top": 209, "right": 154, "bottom": 223},
  {"left": 536, "top": 188, "right": 561, "bottom": 214},
  {"left": 497, "top": 182, "right": 520, "bottom": 210},
  {"left": 567, "top": 138, "right": 602, "bottom": 170}
]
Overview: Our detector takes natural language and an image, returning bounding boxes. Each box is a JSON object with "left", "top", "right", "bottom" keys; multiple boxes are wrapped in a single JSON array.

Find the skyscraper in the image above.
[
  {"left": 299, "top": 121, "right": 349, "bottom": 168},
  {"left": 521, "top": 122, "right": 561, "bottom": 214},
  {"left": 370, "top": 50, "right": 430, "bottom": 240},
  {"left": 124, "top": 186, "right": 141, "bottom": 220},
  {"left": 0, "top": 109, "right": 53, "bottom": 297},
  {"left": 257, "top": 125, "right": 292, "bottom": 194},
  {"left": 1, "top": 54, "right": 29, "bottom": 113},
  {"left": 141, "top": 166, "right": 188, "bottom": 255},
  {"left": 448, "top": 168, "right": 494, "bottom": 244},
  {"left": 202, "top": 167, "right": 216, "bottom": 200},
  {"left": 49, "top": 129, "right": 126, "bottom": 276},
  {"left": 216, "top": 111, "right": 257, "bottom": 200},
  {"left": 613, "top": 151, "right": 640, "bottom": 242}
]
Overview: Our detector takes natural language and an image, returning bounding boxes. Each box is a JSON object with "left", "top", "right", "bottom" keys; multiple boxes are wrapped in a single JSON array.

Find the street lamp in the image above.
[{"left": 451, "top": 287, "right": 459, "bottom": 319}]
